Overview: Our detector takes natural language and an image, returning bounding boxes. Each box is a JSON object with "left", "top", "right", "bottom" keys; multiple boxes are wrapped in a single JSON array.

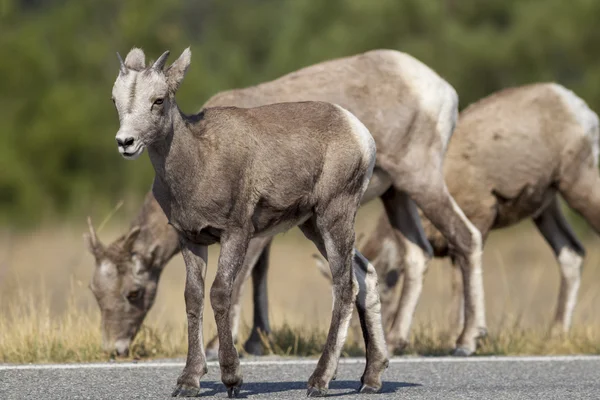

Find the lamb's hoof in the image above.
[
  {"left": 452, "top": 347, "right": 473, "bottom": 357},
  {"left": 171, "top": 384, "right": 200, "bottom": 397},
  {"left": 306, "top": 386, "right": 328, "bottom": 397},
  {"left": 227, "top": 386, "right": 241, "bottom": 398},
  {"left": 359, "top": 383, "right": 380, "bottom": 394},
  {"left": 205, "top": 348, "right": 218, "bottom": 361}
]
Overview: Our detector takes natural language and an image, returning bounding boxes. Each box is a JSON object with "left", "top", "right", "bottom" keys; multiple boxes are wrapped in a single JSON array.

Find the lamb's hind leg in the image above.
[
  {"left": 299, "top": 209, "right": 359, "bottom": 396},
  {"left": 353, "top": 250, "right": 389, "bottom": 392},
  {"left": 534, "top": 197, "right": 585, "bottom": 335}
]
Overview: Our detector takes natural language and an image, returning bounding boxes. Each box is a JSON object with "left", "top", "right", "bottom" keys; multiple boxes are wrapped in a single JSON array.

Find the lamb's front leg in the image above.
[
  {"left": 211, "top": 230, "right": 251, "bottom": 398},
  {"left": 172, "top": 238, "right": 208, "bottom": 397}
]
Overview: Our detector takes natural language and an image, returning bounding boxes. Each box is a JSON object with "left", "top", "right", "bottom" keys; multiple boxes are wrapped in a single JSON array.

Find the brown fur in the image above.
[
  {"left": 89, "top": 49, "right": 485, "bottom": 359},
  {"left": 363, "top": 83, "right": 599, "bottom": 336},
  {"left": 111, "top": 48, "right": 388, "bottom": 396}
]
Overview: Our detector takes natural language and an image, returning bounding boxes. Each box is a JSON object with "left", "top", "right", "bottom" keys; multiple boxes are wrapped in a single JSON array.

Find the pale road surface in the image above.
[{"left": 1, "top": 355, "right": 599, "bottom": 399}]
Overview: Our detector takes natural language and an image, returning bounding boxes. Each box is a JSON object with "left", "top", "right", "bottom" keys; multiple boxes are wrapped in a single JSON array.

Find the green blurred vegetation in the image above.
[{"left": 1, "top": 0, "right": 600, "bottom": 229}]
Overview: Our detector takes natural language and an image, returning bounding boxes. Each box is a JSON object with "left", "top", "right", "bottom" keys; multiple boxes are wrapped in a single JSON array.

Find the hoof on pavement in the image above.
[
  {"left": 227, "top": 386, "right": 241, "bottom": 398},
  {"left": 306, "top": 386, "right": 328, "bottom": 397},
  {"left": 359, "top": 383, "right": 381, "bottom": 394},
  {"left": 171, "top": 384, "right": 200, "bottom": 397}
]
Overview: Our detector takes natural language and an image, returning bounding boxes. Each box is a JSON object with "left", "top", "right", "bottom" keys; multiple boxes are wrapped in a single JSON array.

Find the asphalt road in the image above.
[{"left": 1, "top": 355, "right": 599, "bottom": 399}]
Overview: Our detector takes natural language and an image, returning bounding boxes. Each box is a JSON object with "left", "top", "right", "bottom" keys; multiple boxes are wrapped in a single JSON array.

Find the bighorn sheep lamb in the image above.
[
  {"left": 108, "top": 47, "right": 388, "bottom": 397},
  {"left": 86, "top": 49, "right": 485, "bottom": 359},
  {"left": 319, "top": 83, "right": 600, "bottom": 340}
]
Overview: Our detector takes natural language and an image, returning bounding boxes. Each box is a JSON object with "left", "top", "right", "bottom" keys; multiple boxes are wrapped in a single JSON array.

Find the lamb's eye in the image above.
[
  {"left": 111, "top": 98, "right": 115, "bottom": 104},
  {"left": 153, "top": 98, "right": 164, "bottom": 105},
  {"left": 127, "top": 289, "right": 143, "bottom": 301}
]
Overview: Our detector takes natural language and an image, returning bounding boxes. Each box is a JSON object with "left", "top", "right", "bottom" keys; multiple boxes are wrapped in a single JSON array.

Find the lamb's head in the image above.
[
  {"left": 112, "top": 47, "right": 191, "bottom": 160},
  {"left": 84, "top": 218, "right": 161, "bottom": 357}
]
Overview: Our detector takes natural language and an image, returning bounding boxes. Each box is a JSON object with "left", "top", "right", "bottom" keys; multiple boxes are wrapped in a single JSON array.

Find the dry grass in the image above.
[{"left": 1, "top": 202, "right": 600, "bottom": 363}]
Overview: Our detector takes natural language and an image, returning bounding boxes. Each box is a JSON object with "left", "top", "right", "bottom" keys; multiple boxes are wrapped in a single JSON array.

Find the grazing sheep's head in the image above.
[
  {"left": 84, "top": 218, "right": 161, "bottom": 356},
  {"left": 112, "top": 47, "right": 191, "bottom": 160}
]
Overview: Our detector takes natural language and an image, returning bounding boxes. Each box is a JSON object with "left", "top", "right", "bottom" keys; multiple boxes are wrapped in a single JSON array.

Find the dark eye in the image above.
[
  {"left": 127, "top": 289, "right": 143, "bottom": 301},
  {"left": 111, "top": 97, "right": 115, "bottom": 104},
  {"left": 153, "top": 98, "right": 164, "bottom": 105}
]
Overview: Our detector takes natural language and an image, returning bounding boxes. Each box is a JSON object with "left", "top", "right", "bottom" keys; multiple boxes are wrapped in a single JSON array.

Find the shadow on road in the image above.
[{"left": 197, "top": 380, "right": 421, "bottom": 397}]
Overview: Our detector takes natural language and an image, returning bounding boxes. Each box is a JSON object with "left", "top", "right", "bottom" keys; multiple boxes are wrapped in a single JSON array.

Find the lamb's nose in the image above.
[
  {"left": 116, "top": 137, "right": 134, "bottom": 149},
  {"left": 114, "top": 339, "right": 130, "bottom": 356}
]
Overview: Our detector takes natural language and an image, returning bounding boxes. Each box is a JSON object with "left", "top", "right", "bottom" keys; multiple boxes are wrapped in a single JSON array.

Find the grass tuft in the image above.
[
  {"left": 1, "top": 282, "right": 599, "bottom": 364},
  {"left": 249, "top": 324, "right": 364, "bottom": 358},
  {"left": 2, "top": 220, "right": 600, "bottom": 363}
]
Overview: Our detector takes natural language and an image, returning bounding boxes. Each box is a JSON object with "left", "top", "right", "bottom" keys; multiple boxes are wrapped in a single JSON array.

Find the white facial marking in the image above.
[
  {"left": 114, "top": 339, "right": 131, "bottom": 355},
  {"left": 133, "top": 256, "right": 145, "bottom": 276},
  {"left": 112, "top": 66, "right": 170, "bottom": 159},
  {"left": 99, "top": 260, "right": 117, "bottom": 276}
]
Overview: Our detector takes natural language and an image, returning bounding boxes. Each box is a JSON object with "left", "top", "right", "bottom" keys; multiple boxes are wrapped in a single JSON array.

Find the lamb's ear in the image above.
[
  {"left": 122, "top": 226, "right": 141, "bottom": 252},
  {"left": 146, "top": 241, "right": 161, "bottom": 268},
  {"left": 165, "top": 47, "right": 191, "bottom": 92},
  {"left": 124, "top": 47, "right": 145, "bottom": 70}
]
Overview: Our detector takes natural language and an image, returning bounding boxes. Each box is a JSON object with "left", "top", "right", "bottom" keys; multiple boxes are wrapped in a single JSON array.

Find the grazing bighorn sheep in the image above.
[
  {"left": 110, "top": 47, "right": 388, "bottom": 397},
  {"left": 86, "top": 192, "right": 271, "bottom": 357},
  {"left": 318, "top": 83, "right": 600, "bottom": 339},
  {"left": 88, "top": 48, "right": 486, "bottom": 358}
]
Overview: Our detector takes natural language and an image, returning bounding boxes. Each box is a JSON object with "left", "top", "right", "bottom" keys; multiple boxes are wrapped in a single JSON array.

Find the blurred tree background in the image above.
[{"left": 1, "top": 0, "right": 600, "bottom": 228}]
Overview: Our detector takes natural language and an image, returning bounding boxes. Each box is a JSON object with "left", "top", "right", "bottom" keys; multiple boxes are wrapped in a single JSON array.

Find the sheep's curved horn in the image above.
[
  {"left": 152, "top": 50, "right": 170, "bottom": 72},
  {"left": 116, "top": 52, "right": 127, "bottom": 74}
]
